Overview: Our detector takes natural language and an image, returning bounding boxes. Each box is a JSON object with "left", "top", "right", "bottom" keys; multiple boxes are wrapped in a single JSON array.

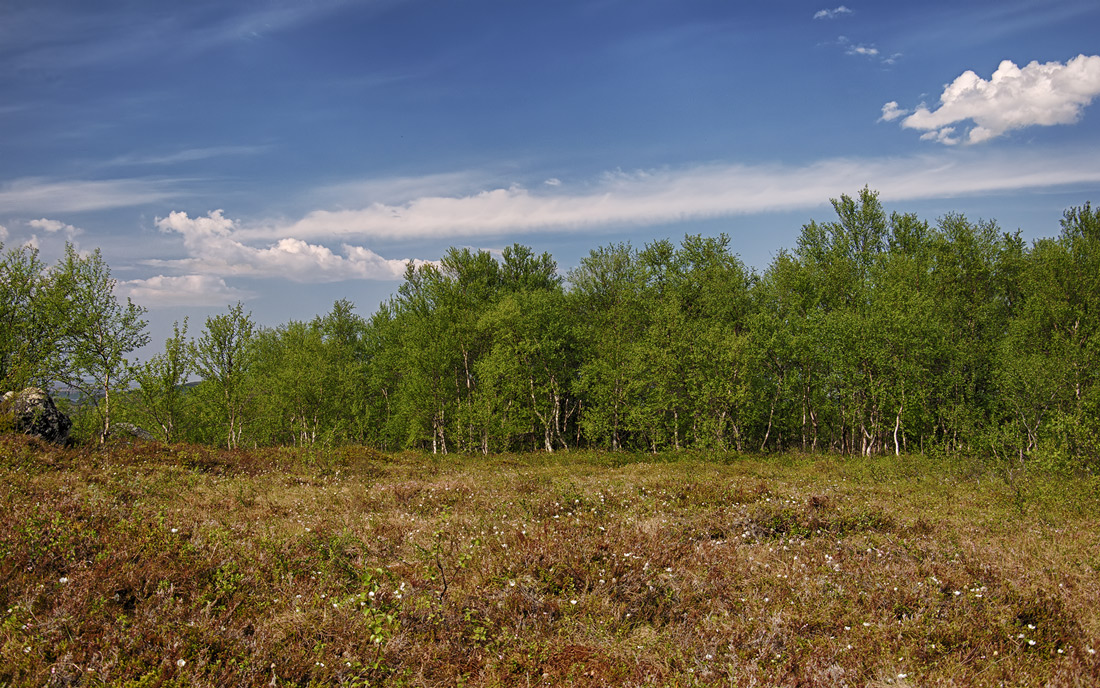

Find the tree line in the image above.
[{"left": 2, "top": 189, "right": 1098, "bottom": 466}]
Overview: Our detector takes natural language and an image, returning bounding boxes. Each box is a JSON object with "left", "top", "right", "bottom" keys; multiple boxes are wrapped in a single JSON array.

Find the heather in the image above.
[{"left": 2, "top": 436, "right": 1098, "bottom": 687}]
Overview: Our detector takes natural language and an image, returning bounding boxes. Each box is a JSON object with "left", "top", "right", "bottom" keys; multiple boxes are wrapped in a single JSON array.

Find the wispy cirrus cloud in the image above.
[
  {"left": 307, "top": 170, "right": 503, "bottom": 207},
  {"left": 0, "top": 177, "right": 184, "bottom": 213},
  {"left": 104, "top": 145, "right": 271, "bottom": 168},
  {"left": 888, "top": 54, "right": 1100, "bottom": 145},
  {"left": 2, "top": 0, "right": 362, "bottom": 76},
  {"left": 814, "top": 6, "right": 853, "bottom": 20}
]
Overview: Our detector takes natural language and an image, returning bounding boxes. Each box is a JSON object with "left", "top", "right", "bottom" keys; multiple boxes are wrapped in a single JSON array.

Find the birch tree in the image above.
[
  {"left": 192, "top": 302, "right": 255, "bottom": 449},
  {"left": 132, "top": 319, "right": 191, "bottom": 443},
  {"left": 0, "top": 244, "right": 56, "bottom": 391},
  {"left": 53, "top": 244, "right": 149, "bottom": 444}
]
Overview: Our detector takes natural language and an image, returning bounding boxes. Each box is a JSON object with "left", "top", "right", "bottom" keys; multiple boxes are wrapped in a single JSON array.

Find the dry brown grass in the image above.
[{"left": 1, "top": 435, "right": 1098, "bottom": 686}]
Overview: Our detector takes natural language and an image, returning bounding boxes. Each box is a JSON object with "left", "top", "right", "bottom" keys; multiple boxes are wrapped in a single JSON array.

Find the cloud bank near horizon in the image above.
[
  {"left": 151, "top": 209, "right": 429, "bottom": 284},
  {"left": 884, "top": 55, "right": 1100, "bottom": 145},
  {"left": 123, "top": 147, "right": 1100, "bottom": 307},
  {"left": 231, "top": 150, "right": 1100, "bottom": 244},
  {"left": 117, "top": 274, "right": 255, "bottom": 308}
]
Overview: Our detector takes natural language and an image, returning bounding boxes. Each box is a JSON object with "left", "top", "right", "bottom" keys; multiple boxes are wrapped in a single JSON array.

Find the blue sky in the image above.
[{"left": 2, "top": 0, "right": 1099, "bottom": 350}]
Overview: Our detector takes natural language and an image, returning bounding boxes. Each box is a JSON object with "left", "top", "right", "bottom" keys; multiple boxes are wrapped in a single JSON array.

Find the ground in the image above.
[{"left": 1, "top": 436, "right": 1098, "bottom": 686}]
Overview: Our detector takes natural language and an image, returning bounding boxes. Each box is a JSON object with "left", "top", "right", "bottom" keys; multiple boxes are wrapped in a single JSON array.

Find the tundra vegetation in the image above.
[
  {"left": 0, "top": 439, "right": 1097, "bottom": 686},
  {"left": 1, "top": 189, "right": 1099, "bottom": 685}
]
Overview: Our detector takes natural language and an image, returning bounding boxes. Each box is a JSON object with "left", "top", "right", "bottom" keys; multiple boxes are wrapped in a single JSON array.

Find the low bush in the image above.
[{"left": 1, "top": 441, "right": 1097, "bottom": 686}]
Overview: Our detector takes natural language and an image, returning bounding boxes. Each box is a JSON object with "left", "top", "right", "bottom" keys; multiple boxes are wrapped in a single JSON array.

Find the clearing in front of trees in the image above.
[{"left": 1, "top": 436, "right": 1098, "bottom": 687}]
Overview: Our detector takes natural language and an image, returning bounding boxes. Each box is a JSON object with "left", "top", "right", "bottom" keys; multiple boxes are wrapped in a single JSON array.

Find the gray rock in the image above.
[
  {"left": 1, "top": 387, "right": 72, "bottom": 445},
  {"left": 111, "top": 422, "right": 155, "bottom": 442}
]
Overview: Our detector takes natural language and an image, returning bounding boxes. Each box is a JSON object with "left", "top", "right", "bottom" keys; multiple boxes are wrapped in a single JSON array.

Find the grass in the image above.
[{"left": 1, "top": 435, "right": 1099, "bottom": 687}]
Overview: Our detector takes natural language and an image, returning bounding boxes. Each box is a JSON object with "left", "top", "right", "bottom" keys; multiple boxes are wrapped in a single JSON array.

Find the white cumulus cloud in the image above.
[
  {"left": 814, "top": 6, "right": 853, "bottom": 20},
  {"left": 919, "top": 127, "right": 960, "bottom": 146},
  {"left": 0, "top": 224, "right": 7, "bottom": 242},
  {"left": 837, "top": 36, "right": 879, "bottom": 59},
  {"left": 891, "top": 54, "right": 1100, "bottom": 145},
  {"left": 153, "top": 209, "right": 425, "bottom": 282},
  {"left": 28, "top": 218, "right": 79, "bottom": 236},
  {"left": 879, "top": 101, "right": 908, "bottom": 122},
  {"left": 117, "top": 275, "right": 254, "bottom": 308}
]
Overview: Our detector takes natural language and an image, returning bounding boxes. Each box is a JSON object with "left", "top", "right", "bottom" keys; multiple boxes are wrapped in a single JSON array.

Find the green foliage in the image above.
[
  {"left": 52, "top": 244, "right": 150, "bottom": 444},
  {"left": 131, "top": 319, "right": 192, "bottom": 443},
  {"left": 0, "top": 243, "right": 56, "bottom": 391},
  {"left": 6, "top": 194, "right": 1100, "bottom": 466},
  {"left": 191, "top": 302, "right": 255, "bottom": 449}
]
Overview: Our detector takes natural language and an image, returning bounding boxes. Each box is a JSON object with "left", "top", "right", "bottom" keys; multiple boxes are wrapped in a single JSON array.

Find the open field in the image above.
[{"left": 1, "top": 436, "right": 1099, "bottom": 687}]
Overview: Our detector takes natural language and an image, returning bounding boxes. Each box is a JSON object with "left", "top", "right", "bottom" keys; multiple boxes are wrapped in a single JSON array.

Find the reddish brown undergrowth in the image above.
[{"left": 1, "top": 434, "right": 1098, "bottom": 686}]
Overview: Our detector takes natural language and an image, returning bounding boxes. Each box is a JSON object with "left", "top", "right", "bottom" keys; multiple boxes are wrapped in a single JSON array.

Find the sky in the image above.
[{"left": 2, "top": 0, "right": 1100, "bottom": 355}]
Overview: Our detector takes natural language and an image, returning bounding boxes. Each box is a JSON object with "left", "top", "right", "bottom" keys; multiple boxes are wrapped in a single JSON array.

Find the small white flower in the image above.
[
  {"left": 898, "top": 673, "right": 907, "bottom": 678},
  {"left": 170, "top": 528, "right": 178, "bottom": 533},
  {"left": 177, "top": 659, "right": 186, "bottom": 667},
  {"left": 570, "top": 599, "right": 577, "bottom": 605},
  {"left": 58, "top": 577, "right": 69, "bottom": 584}
]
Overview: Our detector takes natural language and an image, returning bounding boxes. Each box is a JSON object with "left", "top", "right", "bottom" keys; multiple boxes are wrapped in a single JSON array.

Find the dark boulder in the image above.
[{"left": 1, "top": 387, "right": 72, "bottom": 445}]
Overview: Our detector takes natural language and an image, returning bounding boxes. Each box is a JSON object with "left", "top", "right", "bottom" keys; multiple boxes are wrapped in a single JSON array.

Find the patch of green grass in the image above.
[{"left": 1, "top": 434, "right": 1098, "bottom": 686}]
